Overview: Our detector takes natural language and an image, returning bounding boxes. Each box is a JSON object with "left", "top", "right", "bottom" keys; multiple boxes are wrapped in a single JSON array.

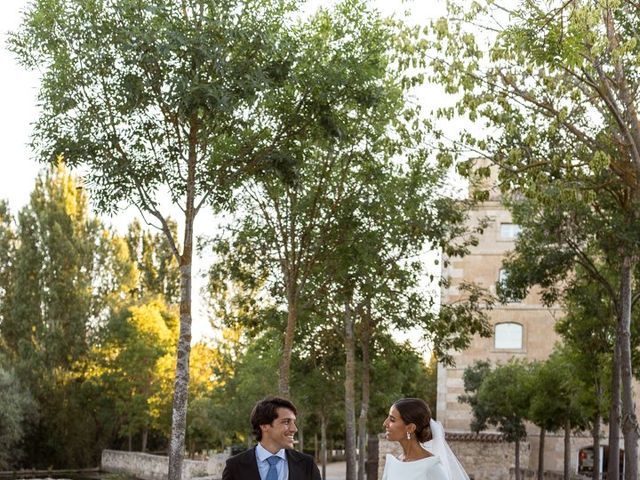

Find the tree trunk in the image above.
[
  {"left": 593, "top": 409, "right": 601, "bottom": 480},
  {"left": 564, "top": 419, "right": 571, "bottom": 480},
  {"left": 279, "top": 282, "right": 298, "bottom": 397},
  {"left": 537, "top": 427, "right": 545, "bottom": 480},
  {"left": 609, "top": 335, "right": 622, "bottom": 480},
  {"left": 344, "top": 295, "right": 357, "bottom": 480},
  {"left": 142, "top": 427, "right": 148, "bottom": 453},
  {"left": 329, "top": 438, "right": 334, "bottom": 462},
  {"left": 168, "top": 256, "right": 193, "bottom": 480},
  {"left": 314, "top": 433, "right": 318, "bottom": 463},
  {"left": 168, "top": 131, "right": 197, "bottom": 480},
  {"left": 128, "top": 431, "right": 132, "bottom": 452},
  {"left": 321, "top": 414, "right": 328, "bottom": 480},
  {"left": 619, "top": 255, "right": 638, "bottom": 480},
  {"left": 298, "top": 412, "right": 305, "bottom": 452},
  {"left": 357, "top": 301, "right": 371, "bottom": 480},
  {"left": 515, "top": 439, "right": 521, "bottom": 480}
]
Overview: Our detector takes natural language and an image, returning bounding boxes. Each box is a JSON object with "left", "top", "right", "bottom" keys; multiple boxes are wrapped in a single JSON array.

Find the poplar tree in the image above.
[{"left": 0, "top": 165, "right": 123, "bottom": 467}]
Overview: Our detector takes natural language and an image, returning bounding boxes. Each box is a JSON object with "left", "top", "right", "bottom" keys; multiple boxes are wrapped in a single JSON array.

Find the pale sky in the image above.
[
  {"left": 0, "top": 0, "right": 450, "bottom": 343},
  {"left": 1, "top": 0, "right": 40, "bottom": 212}
]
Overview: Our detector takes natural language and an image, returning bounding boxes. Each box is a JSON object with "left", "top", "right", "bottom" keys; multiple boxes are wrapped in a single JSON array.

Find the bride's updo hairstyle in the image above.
[{"left": 393, "top": 398, "right": 433, "bottom": 442}]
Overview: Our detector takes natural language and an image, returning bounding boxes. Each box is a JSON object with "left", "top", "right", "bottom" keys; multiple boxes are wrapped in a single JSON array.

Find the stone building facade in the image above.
[{"left": 436, "top": 182, "right": 610, "bottom": 478}]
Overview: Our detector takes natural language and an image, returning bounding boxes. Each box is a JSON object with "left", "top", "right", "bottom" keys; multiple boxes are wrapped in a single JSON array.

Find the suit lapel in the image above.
[
  {"left": 286, "top": 450, "right": 305, "bottom": 480},
  {"left": 240, "top": 447, "right": 261, "bottom": 480}
]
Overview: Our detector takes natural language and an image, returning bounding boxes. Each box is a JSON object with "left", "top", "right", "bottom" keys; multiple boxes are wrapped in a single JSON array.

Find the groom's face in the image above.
[{"left": 260, "top": 407, "right": 298, "bottom": 452}]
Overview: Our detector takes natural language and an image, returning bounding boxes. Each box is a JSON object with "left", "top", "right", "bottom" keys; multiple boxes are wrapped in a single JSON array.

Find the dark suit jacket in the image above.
[{"left": 222, "top": 446, "right": 321, "bottom": 480}]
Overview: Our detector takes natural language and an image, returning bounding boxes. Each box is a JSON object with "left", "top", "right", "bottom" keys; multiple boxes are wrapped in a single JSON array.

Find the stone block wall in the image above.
[
  {"left": 509, "top": 468, "right": 590, "bottom": 480},
  {"left": 449, "top": 435, "right": 529, "bottom": 480},
  {"left": 101, "top": 450, "right": 228, "bottom": 480}
]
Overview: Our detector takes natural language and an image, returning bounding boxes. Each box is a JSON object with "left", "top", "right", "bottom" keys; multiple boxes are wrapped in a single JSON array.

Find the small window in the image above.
[
  {"left": 494, "top": 322, "right": 523, "bottom": 350},
  {"left": 500, "top": 223, "right": 521, "bottom": 239},
  {"left": 497, "top": 269, "right": 518, "bottom": 302},
  {"left": 498, "top": 269, "right": 509, "bottom": 284}
]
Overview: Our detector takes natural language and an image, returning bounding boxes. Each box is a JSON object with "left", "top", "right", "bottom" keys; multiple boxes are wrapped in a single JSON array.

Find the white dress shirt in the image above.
[{"left": 256, "top": 443, "right": 289, "bottom": 480}]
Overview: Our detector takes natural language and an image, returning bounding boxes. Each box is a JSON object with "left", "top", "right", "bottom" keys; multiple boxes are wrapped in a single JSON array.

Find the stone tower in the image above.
[{"left": 436, "top": 163, "right": 598, "bottom": 477}]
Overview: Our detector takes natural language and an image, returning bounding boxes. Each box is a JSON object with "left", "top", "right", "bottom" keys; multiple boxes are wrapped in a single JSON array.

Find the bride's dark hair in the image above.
[{"left": 393, "top": 398, "right": 433, "bottom": 442}]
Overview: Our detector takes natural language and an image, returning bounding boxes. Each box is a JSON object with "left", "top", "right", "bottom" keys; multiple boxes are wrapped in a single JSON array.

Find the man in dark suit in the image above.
[{"left": 222, "top": 396, "right": 321, "bottom": 480}]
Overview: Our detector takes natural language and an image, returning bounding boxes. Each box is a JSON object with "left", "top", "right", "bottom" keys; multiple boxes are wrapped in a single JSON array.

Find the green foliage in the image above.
[
  {"left": 459, "top": 360, "right": 492, "bottom": 433},
  {"left": 528, "top": 351, "right": 588, "bottom": 433},
  {"left": 126, "top": 219, "right": 180, "bottom": 304},
  {"left": 0, "top": 201, "right": 16, "bottom": 332},
  {"left": 2, "top": 165, "right": 101, "bottom": 371},
  {"left": 11, "top": 1, "right": 435, "bottom": 467},
  {"left": 435, "top": 282, "right": 494, "bottom": 364},
  {"left": 92, "top": 297, "right": 178, "bottom": 447},
  {"left": 0, "top": 165, "right": 134, "bottom": 467},
  {"left": 368, "top": 336, "right": 436, "bottom": 429},
  {"left": 0, "top": 165, "right": 186, "bottom": 466},
  {"left": 202, "top": 0, "right": 490, "bottom": 398},
  {"left": 8, "top": 0, "right": 409, "bottom": 214},
  {"left": 461, "top": 360, "right": 531, "bottom": 443},
  {"left": 0, "top": 353, "right": 36, "bottom": 469},
  {"left": 428, "top": 5, "right": 640, "bottom": 472}
]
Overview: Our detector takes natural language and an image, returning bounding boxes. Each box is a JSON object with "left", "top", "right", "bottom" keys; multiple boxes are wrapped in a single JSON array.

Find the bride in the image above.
[{"left": 382, "top": 398, "right": 470, "bottom": 480}]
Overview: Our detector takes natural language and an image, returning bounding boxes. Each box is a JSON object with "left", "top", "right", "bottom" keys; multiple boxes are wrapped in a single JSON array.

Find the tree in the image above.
[
  {"left": 498, "top": 193, "right": 637, "bottom": 480},
  {"left": 528, "top": 351, "right": 588, "bottom": 480},
  {"left": 428, "top": 2, "right": 640, "bottom": 478},
  {"left": 461, "top": 360, "right": 532, "bottom": 480},
  {"left": 0, "top": 353, "right": 36, "bottom": 469},
  {"left": 95, "top": 298, "right": 178, "bottom": 452},
  {"left": 0, "top": 164, "right": 129, "bottom": 467},
  {"left": 290, "top": 320, "right": 344, "bottom": 479},
  {"left": 555, "top": 270, "right": 618, "bottom": 480},
  {"left": 206, "top": 0, "right": 439, "bottom": 397},
  {"left": 502, "top": 188, "right": 637, "bottom": 480},
  {"left": 459, "top": 360, "right": 492, "bottom": 433},
  {"left": 10, "top": 0, "right": 417, "bottom": 476}
]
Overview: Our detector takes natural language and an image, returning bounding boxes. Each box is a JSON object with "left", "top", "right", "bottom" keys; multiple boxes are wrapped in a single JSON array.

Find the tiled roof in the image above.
[{"left": 446, "top": 432, "right": 506, "bottom": 443}]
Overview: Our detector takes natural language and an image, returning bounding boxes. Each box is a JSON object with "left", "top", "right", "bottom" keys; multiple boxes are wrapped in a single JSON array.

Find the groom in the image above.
[{"left": 222, "top": 396, "right": 321, "bottom": 480}]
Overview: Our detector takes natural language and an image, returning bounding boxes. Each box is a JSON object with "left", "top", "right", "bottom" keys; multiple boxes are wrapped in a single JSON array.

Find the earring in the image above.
[{"left": 406, "top": 431, "right": 411, "bottom": 440}]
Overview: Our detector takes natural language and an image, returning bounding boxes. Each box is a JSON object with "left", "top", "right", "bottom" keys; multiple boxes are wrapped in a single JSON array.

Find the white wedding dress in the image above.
[
  {"left": 381, "top": 454, "right": 448, "bottom": 480},
  {"left": 382, "top": 420, "right": 470, "bottom": 480}
]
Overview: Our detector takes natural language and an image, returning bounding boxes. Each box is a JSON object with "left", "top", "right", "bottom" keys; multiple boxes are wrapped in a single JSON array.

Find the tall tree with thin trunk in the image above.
[
  {"left": 429, "top": 2, "right": 640, "bottom": 477},
  {"left": 10, "top": 0, "right": 393, "bottom": 476},
  {"left": 557, "top": 280, "right": 615, "bottom": 480},
  {"left": 357, "top": 300, "right": 371, "bottom": 480},
  {"left": 209, "top": 0, "right": 448, "bottom": 398}
]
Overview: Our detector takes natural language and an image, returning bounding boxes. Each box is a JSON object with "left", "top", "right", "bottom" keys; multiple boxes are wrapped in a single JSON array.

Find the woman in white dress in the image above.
[{"left": 382, "top": 398, "right": 470, "bottom": 480}]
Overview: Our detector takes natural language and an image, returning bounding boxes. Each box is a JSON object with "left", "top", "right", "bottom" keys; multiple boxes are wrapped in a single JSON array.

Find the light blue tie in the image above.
[{"left": 266, "top": 455, "right": 281, "bottom": 480}]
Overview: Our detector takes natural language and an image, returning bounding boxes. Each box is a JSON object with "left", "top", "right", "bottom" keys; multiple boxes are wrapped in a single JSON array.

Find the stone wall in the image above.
[
  {"left": 378, "top": 434, "right": 530, "bottom": 480},
  {"left": 101, "top": 450, "right": 228, "bottom": 480},
  {"left": 509, "top": 468, "right": 590, "bottom": 480},
  {"left": 449, "top": 435, "right": 529, "bottom": 480}
]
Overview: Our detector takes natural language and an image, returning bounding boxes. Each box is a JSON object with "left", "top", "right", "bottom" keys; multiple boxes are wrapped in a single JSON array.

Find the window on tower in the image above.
[
  {"left": 494, "top": 322, "right": 523, "bottom": 350},
  {"left": 497, "top": 268, "right": 519, "bottom": 302},
  {"left": 499, "top": 223, "right": 521, "bottom": 239}
]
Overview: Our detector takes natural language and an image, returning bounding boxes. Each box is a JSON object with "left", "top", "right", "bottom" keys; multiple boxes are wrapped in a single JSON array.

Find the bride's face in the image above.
[{"left": 382, "top": 405, "right": 412, "bottom": 442}]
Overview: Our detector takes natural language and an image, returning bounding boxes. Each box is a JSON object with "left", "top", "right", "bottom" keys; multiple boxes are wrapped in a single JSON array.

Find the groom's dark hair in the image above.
[
  {"left": 394, "top": 397, "right": 433, "bottom": 442},
  {"left": 251, "top": 396, "right": 298, "bottom": 441}
]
